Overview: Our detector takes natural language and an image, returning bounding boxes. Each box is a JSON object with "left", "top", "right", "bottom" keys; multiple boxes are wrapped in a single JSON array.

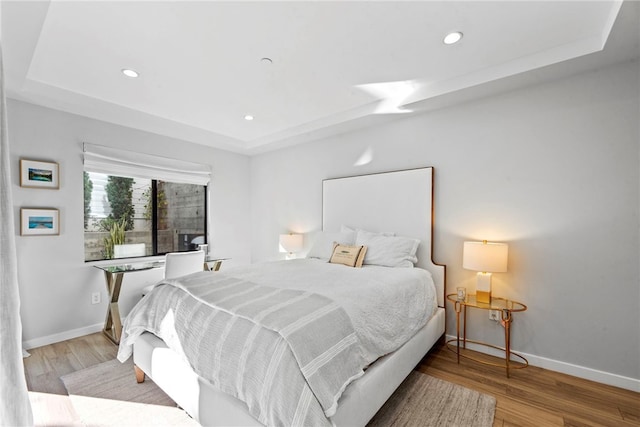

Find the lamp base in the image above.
[
  {"left": 476, "top": 272, "right": 492, "bottom": 303},
  {"left": 476, "top": 290, "right": 491, "bottom": 303}
]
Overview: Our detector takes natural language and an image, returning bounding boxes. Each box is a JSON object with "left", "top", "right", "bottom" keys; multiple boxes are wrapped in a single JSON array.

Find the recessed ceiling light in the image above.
[
  {"left": 260, "top": 57, "right": 273, "bottom": 64},
  {"left": 443, "top": 31, "right": 463, "bottom": 45},
  {"left": 121, "top": 69, "right": 139, "bottom": 78},
  {"left": 244, "top": 115, "right": 254, "bottom": 121}
]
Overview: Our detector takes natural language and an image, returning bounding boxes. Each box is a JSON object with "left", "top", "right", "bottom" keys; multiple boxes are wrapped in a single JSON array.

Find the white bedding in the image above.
[
  {"left": 221, "top": 258, "right": 438, "bottom": 364},
  {"left": 118, "top": 259, "right": 438, "bottom": 426}
]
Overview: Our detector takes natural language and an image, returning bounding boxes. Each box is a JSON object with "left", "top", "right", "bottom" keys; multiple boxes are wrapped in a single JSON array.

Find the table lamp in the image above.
[
  {"left": 279, "top": 233, "right": 303, "bottom": 259},
  {"left": 463, "top": 240, "right": 508, "bottom": 303}
]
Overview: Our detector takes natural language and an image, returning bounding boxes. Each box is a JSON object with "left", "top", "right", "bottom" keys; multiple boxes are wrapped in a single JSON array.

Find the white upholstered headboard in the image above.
[{"left": 322, "top": 167, "right": 445, "bottom": 308}]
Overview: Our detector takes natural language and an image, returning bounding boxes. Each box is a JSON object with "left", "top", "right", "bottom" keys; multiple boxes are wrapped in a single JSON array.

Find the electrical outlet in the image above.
[
  {"left": 91, "top": 292, "right": 101, "bottom": 305},
  {"left": 489, "top": 310, "right": 500, "bottom": 321}
]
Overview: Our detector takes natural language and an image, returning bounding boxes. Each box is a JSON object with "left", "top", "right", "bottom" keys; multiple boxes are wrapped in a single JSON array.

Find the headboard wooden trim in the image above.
[{"left": 322, "top": 167, "right": 446, "bottom": 308}]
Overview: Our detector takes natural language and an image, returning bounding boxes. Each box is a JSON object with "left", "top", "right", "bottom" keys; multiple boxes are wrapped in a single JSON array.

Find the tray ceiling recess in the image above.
[{"left": 2, "top": 1, "right": 635, "bottom": 154}]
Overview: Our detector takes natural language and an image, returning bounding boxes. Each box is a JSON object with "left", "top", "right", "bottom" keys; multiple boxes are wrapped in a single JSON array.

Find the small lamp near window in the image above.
[
  {"left": 463, "top": 240, "right": 508, "bottom": 303},
  {"left": 279, "top": 233, "right": 303, "bottom": 260}
]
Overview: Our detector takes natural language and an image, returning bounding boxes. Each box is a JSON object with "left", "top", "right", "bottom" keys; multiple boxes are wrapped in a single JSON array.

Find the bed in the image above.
[{"left": 117, "top": 167, "right": 446, "bottom": 426}]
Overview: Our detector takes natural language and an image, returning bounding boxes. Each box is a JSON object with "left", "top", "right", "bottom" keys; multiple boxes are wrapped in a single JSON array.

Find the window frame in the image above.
[{"left": 83, "top": 171, "right": 208, "bottom": 262}]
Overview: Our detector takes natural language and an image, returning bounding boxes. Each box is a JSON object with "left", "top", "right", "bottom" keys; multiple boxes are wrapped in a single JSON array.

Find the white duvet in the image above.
[
  {"left": 222, "top": 258, "right": 438, "bottom": 364},
  {"left": 119, "top": 258, "right": 438, "bottom": 425}
]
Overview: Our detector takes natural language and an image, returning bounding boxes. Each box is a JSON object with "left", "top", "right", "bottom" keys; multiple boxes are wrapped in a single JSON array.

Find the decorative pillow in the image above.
[
  {"left": 355, "top": 229, "right": 420, "bottom": 268},
  {"left": 306, "top": 230, "right": 355, "bottom": 261},
  {"left": 329, "top": 243, "right": 367, "bottom": 268}
]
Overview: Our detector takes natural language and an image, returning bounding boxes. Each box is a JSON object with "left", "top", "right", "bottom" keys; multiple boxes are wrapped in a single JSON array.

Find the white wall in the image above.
[
  {"left": 250, "top": 60, "right": 640, "bottom": 385},
  {"left": 9, "top": 58, "right": 639, "bottom": 388},
  {"left": 8, "top": 99, "right": 252, "bottom": 347}
]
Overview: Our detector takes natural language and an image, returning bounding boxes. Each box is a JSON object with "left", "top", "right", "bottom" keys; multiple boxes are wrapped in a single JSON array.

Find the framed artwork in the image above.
[
  {"left": 20, "top": 159, "right": 59, "bottom": 189},
  {"left": 20, "top": 208, "right": 60, "bottom": 236}
]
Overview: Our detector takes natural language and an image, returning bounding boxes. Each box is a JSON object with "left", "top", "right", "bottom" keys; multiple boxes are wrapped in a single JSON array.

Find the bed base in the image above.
[{"left": 133, "top": 307, "right": 445, "bottom": 426}]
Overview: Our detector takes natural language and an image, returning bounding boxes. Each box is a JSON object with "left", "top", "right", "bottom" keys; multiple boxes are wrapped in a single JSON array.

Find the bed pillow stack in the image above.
[{"left": 307, "top": 227, "right": 420, "bottom": 268}]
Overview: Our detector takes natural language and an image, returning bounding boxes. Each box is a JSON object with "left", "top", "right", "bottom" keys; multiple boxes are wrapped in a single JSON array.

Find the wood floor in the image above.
[
  {"left": 418, "top": 341, "right": 639, "bottom": 427},
  {"left": 24, "top": 333, "right": 117, "bottom": 396},
  {"left": 24, "top": 332, "right": 639, "bottom": 427}
]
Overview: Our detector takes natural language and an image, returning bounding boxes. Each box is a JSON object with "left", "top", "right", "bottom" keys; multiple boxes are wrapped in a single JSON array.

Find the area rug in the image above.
[
  {"left": 367, "top": 371, "right": 496, "bottom": 427},
  {"left": 62, "top": 359, "right": 495, "bottom": 426}
]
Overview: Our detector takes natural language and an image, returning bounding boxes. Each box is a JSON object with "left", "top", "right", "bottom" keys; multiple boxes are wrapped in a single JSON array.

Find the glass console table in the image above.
[{"left": 94, "top": 257, "right": 226, "bottom": 344}]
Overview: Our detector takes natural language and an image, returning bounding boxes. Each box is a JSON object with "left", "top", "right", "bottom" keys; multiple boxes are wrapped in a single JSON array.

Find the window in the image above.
[{"left": 83, "top": 144, "right": 210, "bottom": 262}]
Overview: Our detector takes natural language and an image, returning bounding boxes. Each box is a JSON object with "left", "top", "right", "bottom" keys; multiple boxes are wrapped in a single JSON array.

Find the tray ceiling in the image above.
[{"left": 1, "top": 1, "right": 635, "bottom": 154}]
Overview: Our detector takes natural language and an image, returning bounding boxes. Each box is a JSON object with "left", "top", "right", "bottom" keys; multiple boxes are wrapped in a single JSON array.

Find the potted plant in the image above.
[{"left": 103, "top": 218, "right": 126, "bottom": 259}]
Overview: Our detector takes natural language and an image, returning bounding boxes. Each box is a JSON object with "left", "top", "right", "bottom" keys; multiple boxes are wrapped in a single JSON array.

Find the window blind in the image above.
[{"left": 83, "top": 143, "right": 211, "bottom": 186}]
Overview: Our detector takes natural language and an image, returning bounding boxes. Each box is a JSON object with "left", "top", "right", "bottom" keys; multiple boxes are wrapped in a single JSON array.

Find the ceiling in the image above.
[{"left": 2, "top": 1, "right": 638, "bottom": 155}]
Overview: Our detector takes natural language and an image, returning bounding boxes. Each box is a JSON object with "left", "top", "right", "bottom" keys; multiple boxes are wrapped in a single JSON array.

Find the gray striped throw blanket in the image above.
[{"left": 118, "top": 271, "right": 367, "bottom": 426}]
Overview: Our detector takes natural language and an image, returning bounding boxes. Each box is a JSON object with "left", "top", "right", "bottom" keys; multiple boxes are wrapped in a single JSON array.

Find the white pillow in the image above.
[
  {"left": 306, "top": 230, "right": 356, "bottom": 261},
  {"left": 355, "top": 229, "right": 420, "bottom": 268}
]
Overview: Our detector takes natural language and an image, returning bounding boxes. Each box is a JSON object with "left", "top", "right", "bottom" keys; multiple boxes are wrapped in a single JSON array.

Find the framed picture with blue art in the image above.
[
  {"left": 20, "top": 159, "right": 59, "bottom": 189},
  {"left": 20, "top": 208, "right": 60, "bottom": 236}
]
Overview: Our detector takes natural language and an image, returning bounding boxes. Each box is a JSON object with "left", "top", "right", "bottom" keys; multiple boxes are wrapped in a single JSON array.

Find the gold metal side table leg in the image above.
[
  {"left": 462, "top": 305, "right": 467, "bottom": 349},
  {"left": 454, "top": 300, "right": 462, "bottom": 364},
  {"left": 502, "top": 309, "right": 513, "bottom": 378}
]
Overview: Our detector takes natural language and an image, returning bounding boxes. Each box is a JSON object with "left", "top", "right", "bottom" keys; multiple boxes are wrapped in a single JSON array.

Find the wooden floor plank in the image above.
[
  {"left": 621, "top": 403, "right": 640, "bottom": 423},
  {"left": 495, "top": 403, "right": 564, "bottom": 427}
]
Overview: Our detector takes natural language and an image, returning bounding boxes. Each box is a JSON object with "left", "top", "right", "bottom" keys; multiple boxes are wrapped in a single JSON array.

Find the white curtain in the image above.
[{"left": 0, "top": 44, "right": 33, "bottom": 425}]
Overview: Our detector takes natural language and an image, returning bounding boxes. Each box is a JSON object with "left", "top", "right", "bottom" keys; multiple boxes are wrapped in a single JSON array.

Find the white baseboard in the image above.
[
  {"left": 23, "top": 323, "right": 104, "bottom": 351},
  {"left": 445, "top": 334, "right": 640, "bottom": 393}
]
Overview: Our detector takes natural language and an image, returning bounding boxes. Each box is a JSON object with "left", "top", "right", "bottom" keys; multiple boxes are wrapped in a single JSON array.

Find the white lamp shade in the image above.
[
  {"left": 279, "top": 234, "right": 303, "bottom": 253},
  {"left": 463, "top": 241, "right": 508, "bottom": 273}
]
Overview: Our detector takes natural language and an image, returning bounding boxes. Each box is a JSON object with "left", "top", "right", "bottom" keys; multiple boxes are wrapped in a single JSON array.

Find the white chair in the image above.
[
  {"left": 164, "top": 250, "right": 205, "bottom": 279},
  {"left": 142, "top": 250, "right": 205, "bottom": 296}
]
